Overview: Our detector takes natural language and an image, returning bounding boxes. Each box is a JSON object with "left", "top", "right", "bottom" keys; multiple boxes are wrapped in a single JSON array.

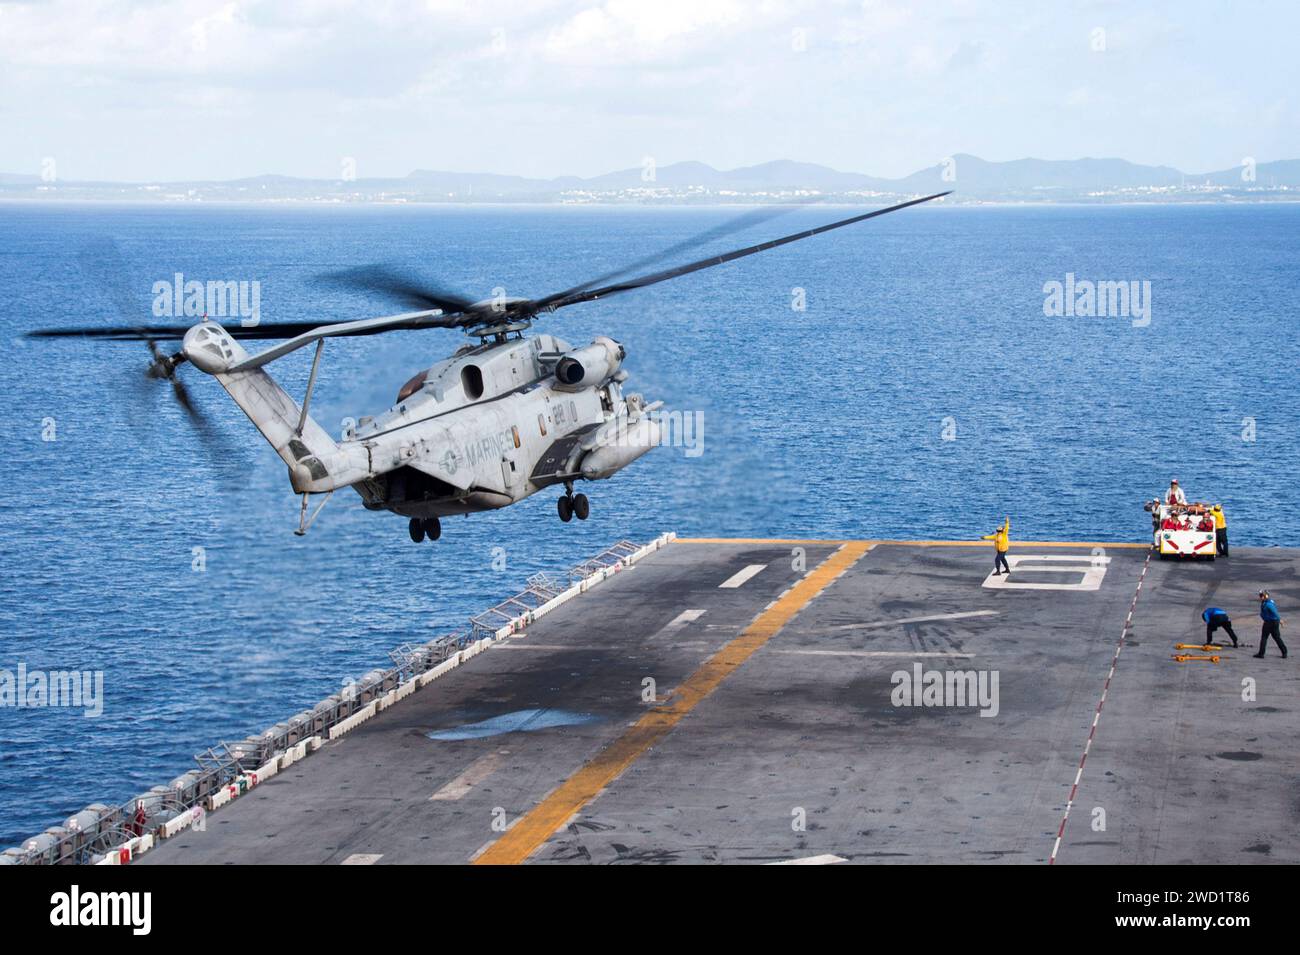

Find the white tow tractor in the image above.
[{"left": 1145, "top": 500, "right": 1217, "bottom": 560}]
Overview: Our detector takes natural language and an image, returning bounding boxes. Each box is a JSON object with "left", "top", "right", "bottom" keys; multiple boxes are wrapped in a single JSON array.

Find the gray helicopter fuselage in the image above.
[
  {"left": 347, "top": 333, "right": 650, "bottom": 518},
  {"left": 182, "top": 321, "right": 660, "bottom": 522}
]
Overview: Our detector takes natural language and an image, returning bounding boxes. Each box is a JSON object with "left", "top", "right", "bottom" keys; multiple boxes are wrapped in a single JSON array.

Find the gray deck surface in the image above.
[{"left": 140, "top": 539, "right": 1299, "bottom": 865}]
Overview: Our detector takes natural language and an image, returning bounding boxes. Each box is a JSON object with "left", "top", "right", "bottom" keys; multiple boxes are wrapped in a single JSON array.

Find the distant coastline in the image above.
[
  {"left": 3, "top": 195, "right": 1298, "bottom": 210},
  {"left": 4, "top": 153, "right": 1297, "bottom": 206}
]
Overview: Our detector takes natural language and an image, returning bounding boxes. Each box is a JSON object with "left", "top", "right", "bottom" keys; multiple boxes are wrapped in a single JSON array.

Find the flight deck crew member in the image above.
[
  {"left": 983, "top": 517, "right": 1011, "bottom": 576},
  {"left": 1165, "top": 478, "right": 1187, "bottom": 506},
  {"left": 1212, "top": 504, "right": 1228, "bottom": 556},
  {"left": 1254, "top": 591, "right": 1287, "bottom": 658},
  {"left": 1202, "top": 607, "right": 1238, "bottom": 648}
]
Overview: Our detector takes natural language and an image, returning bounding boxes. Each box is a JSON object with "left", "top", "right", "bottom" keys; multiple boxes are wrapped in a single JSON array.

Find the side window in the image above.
[
  {"left": 461, "top": 365, "right": 484, "bottom": 400},
  {"left": 537, "top": 413, "right": 547, "bottom": 436}
]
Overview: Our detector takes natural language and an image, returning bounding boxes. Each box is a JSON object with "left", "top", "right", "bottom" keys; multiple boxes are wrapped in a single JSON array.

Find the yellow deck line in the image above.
[
  {"left": 473, "top": 541, "right": 874, "bottom": 865},
  {"left": 675, "top": 537, "right": 1150, "bottom": 549}
]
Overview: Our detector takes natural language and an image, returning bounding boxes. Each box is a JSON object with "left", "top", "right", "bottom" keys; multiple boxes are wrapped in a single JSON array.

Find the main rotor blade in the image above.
[
  {"left": 25, "top": 316, "right": 459, "bottom": 342},
  {"left": 533, "top": 191, "right": 951, "bottom": 314},
  {"left": 32, "top": 193, "right": 948, "bottom": 345},
  {"left": 525, "top": 200, "right": 820, "bottom": 315},
  {"left": 26, "top": 321, "right": 309, "bottom": 341},
  {"left": 317, "top": 264, "right": 478, "bottom": 315}
]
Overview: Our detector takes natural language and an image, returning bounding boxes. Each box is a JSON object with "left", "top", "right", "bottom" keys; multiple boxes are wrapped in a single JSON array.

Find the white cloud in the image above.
[
  {"left": 537, "top": 0, "right": 801, "bottom": 66},
  {"left": 0, "top": 0, "right": 1294, "bottom": 181},
  {"left": 0, "top": 0, "right": 318, "bottom": 75}
]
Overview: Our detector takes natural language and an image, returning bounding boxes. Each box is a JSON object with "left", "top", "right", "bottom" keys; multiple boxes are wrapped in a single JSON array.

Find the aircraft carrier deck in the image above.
[{"left": 133, "top": 536, "right": 1298, "bottom": 866}]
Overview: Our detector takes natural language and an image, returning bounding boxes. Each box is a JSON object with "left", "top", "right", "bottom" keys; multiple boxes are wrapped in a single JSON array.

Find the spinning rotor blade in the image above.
[
  {"left": 26, "top": 318, "right": 453, "bottom": 342},
  {"left": 31, "top": 247, "right": 465, "bottom": 343},
  {"left": 28, "top": 300, "right": 472, "bottom": 343},
  {"left": 297, "top": 205, "right": 818, "bottom": 332},
  {"left": 300, "top": 194, "right": 943, "bottom": 332},
  {"left": 528, "top": 191, "right": 951, "bottom": 315},
  {"left": 525, "top": 200, "right": 820, "bottom": 314},
  {"left": 316, "top": 264, "right": 479, "bottom": 314},
  {"left": 63, "top": 239, "right": 247, "bottom": 472},
  {"left": 72, "top": 239, "right": 190, "bottom": 384},
  {"left": 31, "top": 192, "right": 949, "bottom": 348}
]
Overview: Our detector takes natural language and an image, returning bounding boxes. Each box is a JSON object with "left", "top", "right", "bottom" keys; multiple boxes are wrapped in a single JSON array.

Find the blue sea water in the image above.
[{"left": 0, "top": 200, "right": 1297, "bottom": 847}]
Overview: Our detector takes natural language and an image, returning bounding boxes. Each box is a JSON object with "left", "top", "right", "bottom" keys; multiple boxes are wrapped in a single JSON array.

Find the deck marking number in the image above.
[{"left": 982, "top": 554, "right": 1111, "bottom": 591}]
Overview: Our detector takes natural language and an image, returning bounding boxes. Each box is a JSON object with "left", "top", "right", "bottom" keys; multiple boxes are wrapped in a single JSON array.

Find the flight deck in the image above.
[{"left": 128, "top": 537, "right": 1298, "bottom": 866}]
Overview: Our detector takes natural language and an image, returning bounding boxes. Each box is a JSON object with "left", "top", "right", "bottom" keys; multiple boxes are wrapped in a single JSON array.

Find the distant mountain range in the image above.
[{"left": 3, "top": 154, "right": 1298, "bottom": 203}]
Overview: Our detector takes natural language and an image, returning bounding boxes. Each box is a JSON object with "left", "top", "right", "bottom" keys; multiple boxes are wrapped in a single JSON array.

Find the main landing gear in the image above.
[
  {"left": 557, "top": 484, "right": 590, "bottom": 523},
  {"left": 408, "top": 517, "right": 442, "bottom": 543}
]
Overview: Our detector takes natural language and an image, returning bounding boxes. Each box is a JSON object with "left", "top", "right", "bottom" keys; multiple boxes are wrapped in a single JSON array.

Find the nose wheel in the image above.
[{"left": 408, "top": 517, "right": 442, "bottom": 542}]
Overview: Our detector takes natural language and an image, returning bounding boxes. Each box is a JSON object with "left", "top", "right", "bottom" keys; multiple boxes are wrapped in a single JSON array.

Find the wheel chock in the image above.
[{"left": 1172, "top": 654, "right": 1220, "bottom": 663}]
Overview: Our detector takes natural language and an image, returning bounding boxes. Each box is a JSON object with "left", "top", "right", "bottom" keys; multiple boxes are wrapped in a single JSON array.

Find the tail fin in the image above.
[{"left": 183, "top": 323, "right": 367, "bottom": 493}]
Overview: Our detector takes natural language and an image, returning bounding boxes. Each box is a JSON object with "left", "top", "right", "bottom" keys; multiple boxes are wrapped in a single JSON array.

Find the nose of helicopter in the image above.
[{"left": 182, "top": 321, "right": 244, "bottom": 374}]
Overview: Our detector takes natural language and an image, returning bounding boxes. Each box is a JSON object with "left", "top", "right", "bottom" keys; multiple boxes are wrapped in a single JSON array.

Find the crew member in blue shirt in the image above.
[
  {"left": 1254, "top": 590, "right": 1287, "bottom": 659},
  {"left": 1201, "top": 606, "right": 1238, "bottom": 648}
]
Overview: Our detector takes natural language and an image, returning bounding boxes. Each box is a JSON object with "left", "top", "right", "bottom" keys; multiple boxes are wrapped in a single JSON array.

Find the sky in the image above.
[{"left": 1, "top": 0, "right": 1296, "bottom": 182}]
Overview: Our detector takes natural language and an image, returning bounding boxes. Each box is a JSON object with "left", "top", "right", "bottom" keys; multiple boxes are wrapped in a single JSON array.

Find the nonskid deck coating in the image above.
[{"left": 139, "top": 539, "right": 1300, "bottom": 865}]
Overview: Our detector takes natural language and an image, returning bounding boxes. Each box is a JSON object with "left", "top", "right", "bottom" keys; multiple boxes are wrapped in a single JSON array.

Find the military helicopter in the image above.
[{"left": 29, "top": 192, "right": 948, "bottom": 542}]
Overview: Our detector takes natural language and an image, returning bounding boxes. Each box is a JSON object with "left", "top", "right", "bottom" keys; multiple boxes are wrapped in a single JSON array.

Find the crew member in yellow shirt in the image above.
[
  {"left": 1211, "top": 504, "right": 1228, "bottom": 557},
  {"left": 983, "top": 517, "right": 1011, "bottom": 576}
]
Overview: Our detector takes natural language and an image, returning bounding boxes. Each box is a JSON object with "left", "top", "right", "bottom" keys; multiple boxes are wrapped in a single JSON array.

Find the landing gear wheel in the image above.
[
  {"left": 422, "top": 517, "right": 442, "bottom": 541},
  {"left": 408, "top": 518, "right": 425, "bottom": 543},
  {"left": 557, "top": 495, "right": 573, "bottom": 523},
  {"left": 572, "top": 493, "right": 590, "bottom": 521}
]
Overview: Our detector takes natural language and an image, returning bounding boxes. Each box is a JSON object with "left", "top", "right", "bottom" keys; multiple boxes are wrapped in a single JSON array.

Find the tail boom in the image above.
[{"left": 183, "top": 322, "right": 369, "bottom": 493}]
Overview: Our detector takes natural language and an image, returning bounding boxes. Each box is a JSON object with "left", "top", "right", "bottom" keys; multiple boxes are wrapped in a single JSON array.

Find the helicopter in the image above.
[{"left": 29, "top": 191, "right": 949, "bottom": 542}]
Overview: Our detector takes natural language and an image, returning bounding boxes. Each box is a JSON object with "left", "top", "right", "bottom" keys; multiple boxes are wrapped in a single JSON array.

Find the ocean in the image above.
[{"left": 1, "top": 200, "right": 1296, "bottom": 847}]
